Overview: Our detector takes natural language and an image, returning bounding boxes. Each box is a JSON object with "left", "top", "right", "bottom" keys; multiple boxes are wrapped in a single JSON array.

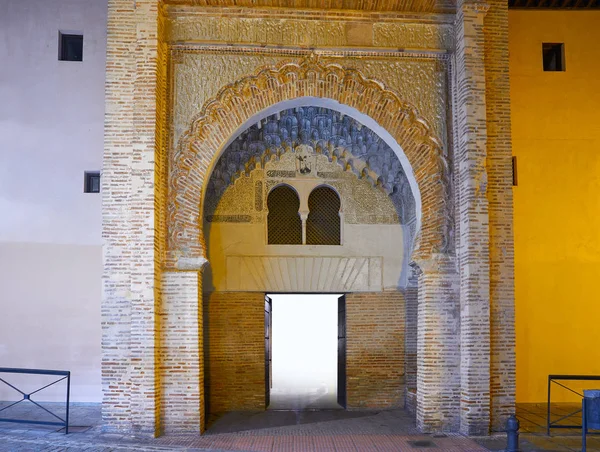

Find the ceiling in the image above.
[
  {"left": 165, "top": 0, "right": 599, "bottom": 11},
  {"left": 509, "top": 0, "right": 598, "bottom": 6},
  {"left": 163, "top": 0, "right": 450, "bottom": 13}
]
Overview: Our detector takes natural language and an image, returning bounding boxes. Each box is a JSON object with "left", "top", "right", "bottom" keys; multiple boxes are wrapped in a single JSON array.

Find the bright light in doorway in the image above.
[{"left": 269, "top": 294, "right": 340, "bottom": 410}]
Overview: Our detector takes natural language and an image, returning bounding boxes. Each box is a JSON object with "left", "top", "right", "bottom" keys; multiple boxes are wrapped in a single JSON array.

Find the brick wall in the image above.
[
  {"left": 100, "top": 0, "right": 515, "bottom": 436},
  {"left": 346, "top": 292, "right": 405, "bottom": 409},
  {"left": 203, "top": 292, "right": 265, "bottom": 413}
]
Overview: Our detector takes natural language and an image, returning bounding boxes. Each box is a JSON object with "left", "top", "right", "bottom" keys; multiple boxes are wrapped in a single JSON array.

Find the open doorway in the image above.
[{"left": 265, "top": 294, "right": 345, "bottom": 410}]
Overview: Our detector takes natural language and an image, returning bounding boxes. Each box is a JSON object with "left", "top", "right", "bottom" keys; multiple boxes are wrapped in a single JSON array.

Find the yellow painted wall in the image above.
[{"left": 510, "top": 10, "right": 600, "bottom": 403}]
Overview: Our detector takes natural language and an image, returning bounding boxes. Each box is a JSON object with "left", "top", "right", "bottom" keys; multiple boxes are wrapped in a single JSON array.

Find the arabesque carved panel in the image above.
[
  {"left": 171, "top": 50, "right": 448, "bottom": 150},
  {"left": 167, "top": 54, "right": 453, "bottom": 268}
]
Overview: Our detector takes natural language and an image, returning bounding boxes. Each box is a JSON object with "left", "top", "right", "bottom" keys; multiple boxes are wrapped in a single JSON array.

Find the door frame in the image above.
[{"left": 264, "top": 292, "right": 346, "bottom": 409}]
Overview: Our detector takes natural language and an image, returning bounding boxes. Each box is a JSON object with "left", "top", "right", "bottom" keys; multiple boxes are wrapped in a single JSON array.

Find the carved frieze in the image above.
[
  {"left": 167, "top": 15, "right": 454, "bottom": 51},
  {"left": 373, "top": 23, "right": 454, "bottom": 50},
  {"left": 168, "top": 17, "right": 347, "bottom": 48}
]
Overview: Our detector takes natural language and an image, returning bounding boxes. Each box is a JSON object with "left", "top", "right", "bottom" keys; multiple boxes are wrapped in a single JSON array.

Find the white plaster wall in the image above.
[
  {"left": 0, "top": 243, "right": 102, "bottom": 402},
  {"left": 0, "top": 0, "right": 106, "bottom": 402}
]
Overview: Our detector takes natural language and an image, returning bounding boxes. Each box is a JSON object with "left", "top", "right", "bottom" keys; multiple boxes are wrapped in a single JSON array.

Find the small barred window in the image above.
[
  {"left": 307, "top": 186, "right": 341, "bottom": 245},
  {"left": 267, "top": 185, "right": 302, "bottom": 245}
]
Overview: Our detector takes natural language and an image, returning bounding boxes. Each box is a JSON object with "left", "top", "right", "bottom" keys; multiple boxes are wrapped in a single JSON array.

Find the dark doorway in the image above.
[
  {"left": 264, "top": 295, "right": 272, "bottom": 408},
  {"left": 337, "top": 294, "right": 346, "bottom": 408}
]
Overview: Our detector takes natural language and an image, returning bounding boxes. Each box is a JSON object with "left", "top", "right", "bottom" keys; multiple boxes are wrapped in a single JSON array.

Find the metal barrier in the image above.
[
  {"left": 547, "top": 374, "right": 600, "bottom": 435},
  {"left": 0, "top": 367, "right": 70, "bottom": 434}
]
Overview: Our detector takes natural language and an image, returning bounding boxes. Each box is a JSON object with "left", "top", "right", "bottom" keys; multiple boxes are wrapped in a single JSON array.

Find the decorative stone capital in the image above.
[{"left": 175, "top": 256, "right": 209, "bottom": 271}]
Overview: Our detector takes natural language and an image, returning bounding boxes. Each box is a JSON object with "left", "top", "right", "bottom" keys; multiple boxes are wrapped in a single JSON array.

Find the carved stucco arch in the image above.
[{"left": 167, "top": 56, "right": 451, "bottom": 269}]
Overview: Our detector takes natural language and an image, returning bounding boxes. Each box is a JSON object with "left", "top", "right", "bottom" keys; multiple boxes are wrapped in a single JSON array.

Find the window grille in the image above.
[
  {"left": 267, "top": 185, "right": 302, "bottom": 245},
  {"left": 307, "top": 186, "right": 341, "bottom": 245}
]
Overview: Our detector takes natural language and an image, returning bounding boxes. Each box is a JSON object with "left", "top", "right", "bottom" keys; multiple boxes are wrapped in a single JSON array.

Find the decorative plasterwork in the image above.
[
  {"left": 170, "top": 50, "right": 448, "bottom": 151},
  {"left": 373, "top": 23, "right": 454, "bottom": 49},
  {"left": 167, "top": 54, "right": 453, "bottom": 268},
  {"left": 204, "top": 106, "right": 415, "bottom": 223},
  {"left": 167, "top": 15, "right": 454, "bottom": 52},
  {"left": 205, "top": 152, "right": 404, "bottom": 225}
]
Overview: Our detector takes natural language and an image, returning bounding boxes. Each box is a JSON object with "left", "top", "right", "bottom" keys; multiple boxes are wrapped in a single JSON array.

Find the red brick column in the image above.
[
  {"left": 160, "top": 269, "right": 205, "bottom": 434},
  {"left": 416, "top": 255, "right": 460, "bottom": 432},
  {"left": 102, "top": 0, "right": 136, "bottom": 433},
  {"left": 484, "top": 0, "right": 516, "bottom": 432},
  {"left": 102, "top": 0, "right": 164, "bottom": 435},
  {"left": 454, "top": 0, "right": 492, "bottom": 436}
]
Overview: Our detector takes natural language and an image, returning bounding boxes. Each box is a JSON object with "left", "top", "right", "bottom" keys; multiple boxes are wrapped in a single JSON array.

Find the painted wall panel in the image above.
[{"left": 510, "top": 10, "right": 600, "bottom": 403}]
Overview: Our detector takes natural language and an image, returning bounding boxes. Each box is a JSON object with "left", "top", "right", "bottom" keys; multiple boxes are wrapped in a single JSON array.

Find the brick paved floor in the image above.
[
  {"left": 517, "top": 403, "right": 600, "bottom": 451},
  {"left": 473, "top": 403, "right": 600, "bottom": 452},
  {"left": 0, "top": 403, "right": 488, "bottom": 451},
  {"left": 2, "top": 402, "right": 597, "bottom": 451}
]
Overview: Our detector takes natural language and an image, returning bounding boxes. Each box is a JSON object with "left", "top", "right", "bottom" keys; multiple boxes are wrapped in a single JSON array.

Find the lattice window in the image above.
[
  {"left": 267, "top": 185, "right": 302, "bottom": 245},
  {"left": 307, "top": 186, "right": 341, "bottom": 245}
]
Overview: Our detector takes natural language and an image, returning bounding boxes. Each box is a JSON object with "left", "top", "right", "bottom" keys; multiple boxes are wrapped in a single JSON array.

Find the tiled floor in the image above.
[
  {"left": 517, "top": 403, "right": 600, "bottom": 451},
  {"left": 474, "top": 403, "right": 600, "bottom": 452},
  {"left": 0, "top": 401, "right": 597, "bottom": 451}
]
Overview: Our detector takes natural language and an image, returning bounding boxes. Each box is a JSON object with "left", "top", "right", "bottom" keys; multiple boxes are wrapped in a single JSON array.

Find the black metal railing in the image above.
[
  {"left": 547, "top": 374, "right": 600, "bottom": 435},
  {"left": 0, "top": 367, "right": 70, "bottom": 434}
]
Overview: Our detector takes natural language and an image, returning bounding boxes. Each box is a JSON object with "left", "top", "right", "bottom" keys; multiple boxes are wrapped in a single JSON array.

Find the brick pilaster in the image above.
[
  {"left": 160, "top": 270, "right": 204, "bottom": 434},
  {"left": 101, "top": 0, "right": 136, "bottom": 434},
  {"left": 102, "top": 0, "right": 164, "bottom": 435},
  {"left": 484, "top": 0, "right": 516, "bottom": 432},
  {"left": 454, "top": 0, "right": 492, "bottom": 436},
  {"left": 416, "top": 254, "right": 460, "bottom": 432}
]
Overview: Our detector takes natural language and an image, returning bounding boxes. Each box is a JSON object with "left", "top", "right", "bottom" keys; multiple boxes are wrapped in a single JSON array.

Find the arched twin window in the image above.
[
  {"left": 267, "top": 184, "right": 341, "bottom": 245},
  {"left": 267, "top": 185, "right": 302, "bottom": 245},
  {"left": 306, "top": 186, "right": 341, "bottom": 245}
]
